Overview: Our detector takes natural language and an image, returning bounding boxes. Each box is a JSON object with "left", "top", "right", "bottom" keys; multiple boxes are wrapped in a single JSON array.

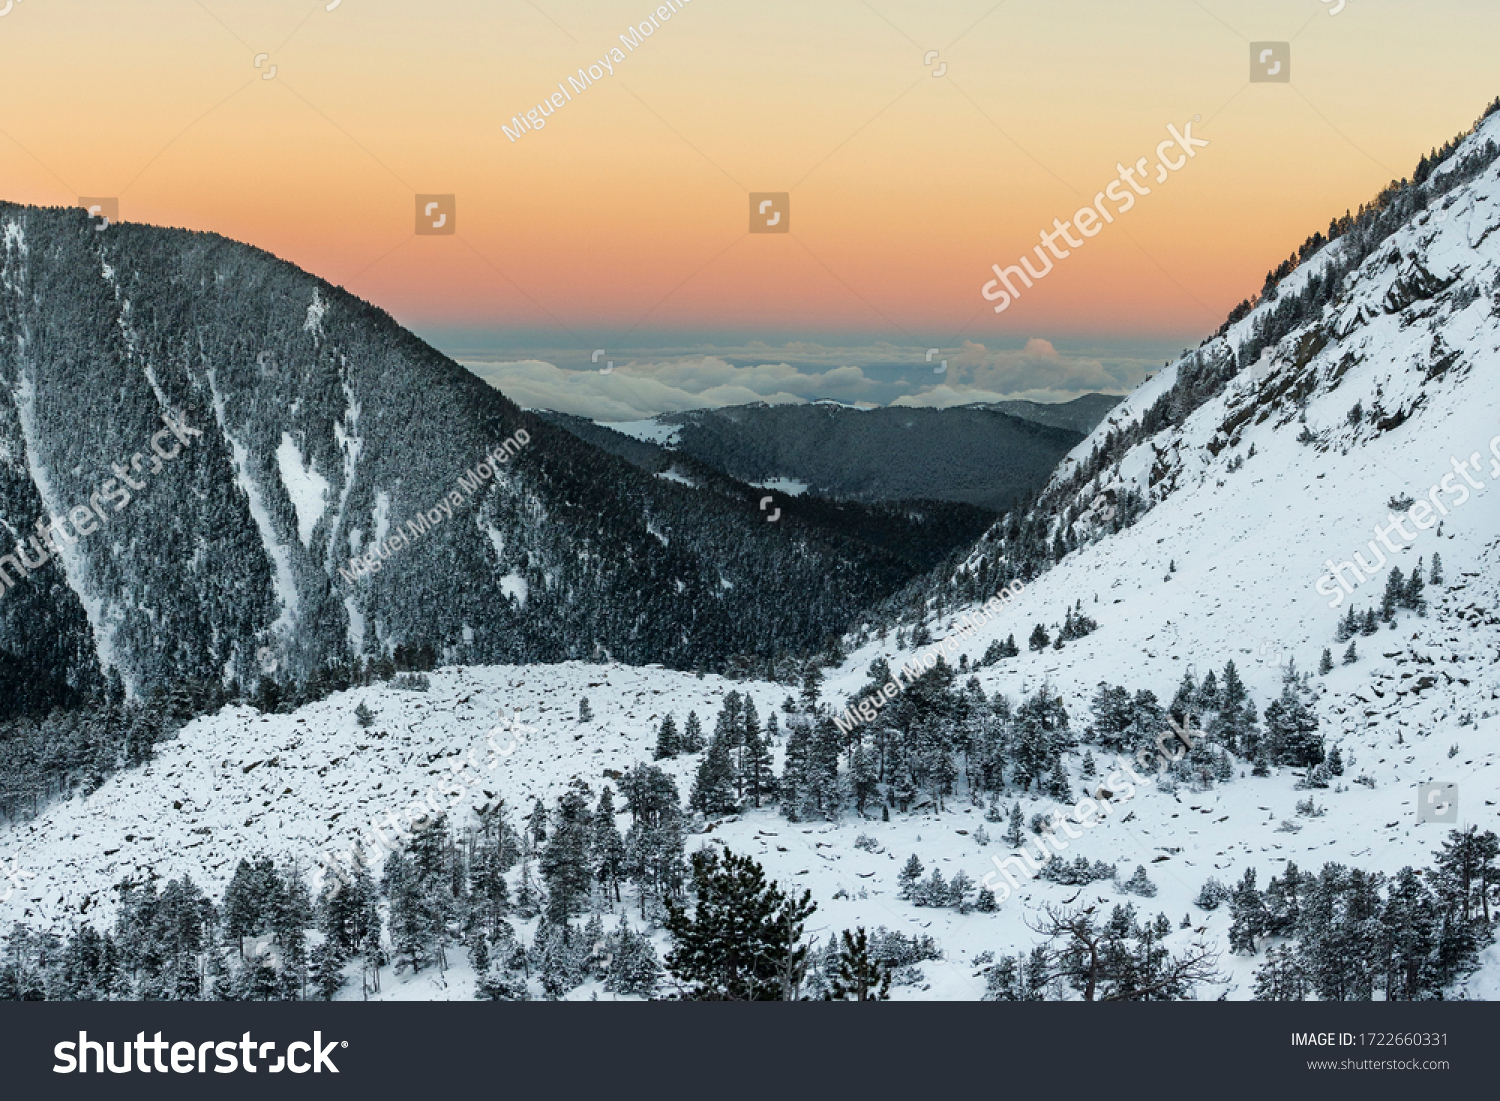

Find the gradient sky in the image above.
[{"left": 0, "top": 0, "right": 1495, "bottom": 412}]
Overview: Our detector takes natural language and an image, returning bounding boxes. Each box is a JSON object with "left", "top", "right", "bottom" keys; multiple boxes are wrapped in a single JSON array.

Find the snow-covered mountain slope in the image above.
[{"left": 6, "top": 107, "right": 1500, "bottom": 1002}]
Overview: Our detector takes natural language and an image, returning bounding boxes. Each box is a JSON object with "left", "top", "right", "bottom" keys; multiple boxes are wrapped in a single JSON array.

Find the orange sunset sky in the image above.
[{"left": 0, "top": 0, "right": 1495, "bottom": 409}]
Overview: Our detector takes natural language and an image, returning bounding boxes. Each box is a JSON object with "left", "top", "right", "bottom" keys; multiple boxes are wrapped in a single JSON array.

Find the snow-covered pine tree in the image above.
[
  {"left": 741, "top": 719, "right": 777, "bottom": 808},
  {"left": 1227, "top": 868, "right": 1265, "bottom": 954},
  {"left": 1381, "top": 567, "right": 1404, "bottom": 621},
  {"left": 1403, "top": 561, "right": 1427, "bottom": 615},
  {"left": 653, "top": 714, "right": 679, "bottom": 760},
  {"left": 540, "top": 780, "right": 595, "bottom": 927},
  {"left": 897, "top": 855, "right": 924, "bottom": 900},
  {"left": 1251, "top": 944, "right": 1307, "bottom": 1000},
  {"left": 849, "top": 742, "right": 878, "bottom": 814},
  {"left": 681, "top": 711, "right": 705, "bottom": 752},
  {"left": 920, "top": 868, "right": 948, "bottom": 908},
  {"left": 689, "top": 734, "right": 738, "bottom": 815},
  {"left": 591, "top": 787, "right": 626, "bottom": 906},
  {"left": 825, "top": 928, "right": 891, "bottom": 1001},
  {"left": 663, "top": 849, "right": 815, "bottom": 1001},
  {"left": 1004, "top": 802, "right": 1025, "bottom": 847},
  {"left": 1122, "top": 865, "right": 1158, "bottom": 897},
  {"left": 1168, "top": 668, "right": 1198, "bottom": 723}
]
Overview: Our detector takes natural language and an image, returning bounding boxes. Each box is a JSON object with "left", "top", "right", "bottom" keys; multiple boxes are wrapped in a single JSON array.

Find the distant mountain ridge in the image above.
[{"left": 578, "top": 399, "right": 1115, "bottom": 511}]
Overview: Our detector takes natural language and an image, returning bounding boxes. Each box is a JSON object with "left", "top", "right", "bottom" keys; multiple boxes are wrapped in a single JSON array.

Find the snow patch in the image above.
[{"left": 276, "top": 433, "right": 330, "bottom": 548}]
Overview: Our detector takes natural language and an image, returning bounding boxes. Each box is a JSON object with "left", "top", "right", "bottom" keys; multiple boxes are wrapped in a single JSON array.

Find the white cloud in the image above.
[{"left": 456, "top": 339, "right": 1170, "bottom": 421}]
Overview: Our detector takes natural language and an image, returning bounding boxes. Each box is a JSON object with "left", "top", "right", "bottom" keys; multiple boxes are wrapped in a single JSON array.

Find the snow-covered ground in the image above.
[
  {"left": 604, "top": 419, "right": 682, "bottom": 446},
  {"left": 749, "top": 477, "right": 810, "bottom": 497}
]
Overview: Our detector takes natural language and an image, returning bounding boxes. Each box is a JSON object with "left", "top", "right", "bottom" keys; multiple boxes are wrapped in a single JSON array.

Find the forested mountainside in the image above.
[
  {"left": 612, "top": 402, "right": 1087, "bottom": 511},
  {"left": 0, "top": 205, "right": 919, "bottom": 716},
  {"left": 536, "top": 409, "right": 999, "bottom": 573}
]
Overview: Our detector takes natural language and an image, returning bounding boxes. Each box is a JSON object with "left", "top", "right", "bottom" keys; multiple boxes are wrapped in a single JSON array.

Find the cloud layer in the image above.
[{"left": 456, "top": 339, "right": 1176, "bottom": 422}]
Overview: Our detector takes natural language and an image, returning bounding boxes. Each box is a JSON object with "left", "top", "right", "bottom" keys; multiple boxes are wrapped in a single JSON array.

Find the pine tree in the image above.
[
  {"left": 741, "top": 716, "right": 777, "bottom": 808},
  {"left": 681, "top": 711, "right": 705, "bottom": 752},
  {"left": 689, "top": 734, "right": 738, "bottom": 815},
  {"left": 1360, "top": 609, "right": 1379, "bottom": 636},
  {"left": 1430, "top": 553, "right": 1443, "bottom": 585},
  {"left": 848, "top": 742, "right": 878, "bottom": 814},
  {"left": 1080, "top": 750, "right": 1097, "bottom": 779},
  {"left": 1227, "top": 868, "right": 1266, "bottom": 954},
  {"left": 354, "top": 701, "right": 375, "bottom": 728},
  {"left": 1342, "top": 640, "right": 1358, "bottom": 665},
  {"left": 620, "top": 763, "right": 686, "bottom": 919},
  {"left": 897, "top": 855, "right": 924, "bottom": 900},
  {"left": 824, "top": 928, "right": 891, "bottom": 1000},
  {"left": 468, "top": 829, "right": 512, "bottom": 942},
  {"left": 526, "top": 798, "right": 549, "bottom": 845},
  {"left": 1251, "top": 943, "right": 1308, "bottom": 1000},
  {"left": 920, "top": 869, "right": 948, "bottom": 907},
  {"left": 1211, "top": 660, "right": 1257, "bottom": 758},
  {"left": 653, "top": 714, "right": 679, "bottom": 760},
  {"left": 1004, "top": 802, "right": 1025, "bottom": 847},
  {"left": 310, "top": 940, "right": 347, "bottom": 1000},
  {"left": 1028, "top": 623, "right": 1051, "bottom": 652},
  {"left": 383, "top": 851, "right": 439, "bottom": 974},
  {"left": 1044, "top": 765, "right": 1071, "bottom": 802},
  {"left": 1263, "top": 681, "right": 1323, "bottom": 768},
  {"left": 1122, "top": 865, "right": 1157, "bottom": 897},
  {"left": 591, "top": 787, "right": 626, "bottom": 905},
  {"left": 800, "top": 668, "right": 824, "bottom": 711},
  {"left": 1380, "top": 866, "right": 1439, "bottom": 1000},
  {"left": 664, "top": 849, "right": 816, "bottom": 1000},
  {"left": 1381, "top": 567, "right": 1404, "bottom": 621},
  {"left": 540, "top": 780, "right": 595, "bottom": 927},
  {"left": 1403, "top": 562, "right": 1427, "bottom": 615},
  {"left": 1318, "top": 648, "right": 1334, "bottom": 675},
  {"left": 1168, "top": 668, "right": 1198, "bottom": 724},
  {"left": 578, "top": 697, "right": 593, "bottom": 723},
  {"left": 779, "top": 720, "right": 811, "bottom": 821}
]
